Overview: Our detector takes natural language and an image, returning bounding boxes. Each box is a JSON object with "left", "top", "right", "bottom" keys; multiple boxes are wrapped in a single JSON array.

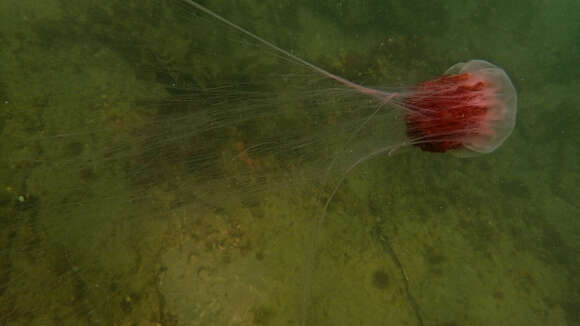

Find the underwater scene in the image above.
[{"left": 1, "top": 0, "right": 579, "bottom": 325}]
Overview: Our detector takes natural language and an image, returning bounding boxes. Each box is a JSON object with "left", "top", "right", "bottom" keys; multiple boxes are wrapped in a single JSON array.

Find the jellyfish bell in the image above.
[{"left": 403, "top": 59, "right": 518, "bottom": 157}]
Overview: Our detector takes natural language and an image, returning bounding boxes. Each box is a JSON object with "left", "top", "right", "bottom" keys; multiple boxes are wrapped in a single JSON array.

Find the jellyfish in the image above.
[
  {"left": 183, "top": 0, "right": 517, "bottom": 158},
  {"left": 403, "top": 60, "right": 517, "bottom": 156}
]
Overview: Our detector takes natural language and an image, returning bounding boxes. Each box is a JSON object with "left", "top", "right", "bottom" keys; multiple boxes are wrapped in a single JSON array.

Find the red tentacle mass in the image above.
[{"left": 404, "top": 73, "right": 490, "bottom": 153}]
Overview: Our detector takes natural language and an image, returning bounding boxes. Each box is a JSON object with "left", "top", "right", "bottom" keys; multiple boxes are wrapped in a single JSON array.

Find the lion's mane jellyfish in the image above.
[
  {"left": 183, "top": 1, "right": 518, "bottom": 157},
  {"left": 402, "top": 60, "right": 517, "bottom": 156}
]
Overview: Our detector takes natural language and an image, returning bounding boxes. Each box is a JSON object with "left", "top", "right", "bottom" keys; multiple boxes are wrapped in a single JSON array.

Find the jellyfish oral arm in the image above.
[{"left": 403, "top": 63, "right": 517, "bottom": 155}]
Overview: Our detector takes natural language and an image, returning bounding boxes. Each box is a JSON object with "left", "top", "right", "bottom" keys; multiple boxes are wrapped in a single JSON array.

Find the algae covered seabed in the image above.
[{"left": 1, "top": 0, "right": 579, "bottom": 325}]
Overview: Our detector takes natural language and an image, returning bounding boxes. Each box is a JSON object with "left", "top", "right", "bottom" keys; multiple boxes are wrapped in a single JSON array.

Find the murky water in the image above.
[{"left": 1, "top": 1, "right": 579, "bottom": 325}]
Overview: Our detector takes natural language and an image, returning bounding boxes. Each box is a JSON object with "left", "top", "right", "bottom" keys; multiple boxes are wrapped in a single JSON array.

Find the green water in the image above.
[{"left": 1, "top": 0, "right": 579, "bottom": 325}]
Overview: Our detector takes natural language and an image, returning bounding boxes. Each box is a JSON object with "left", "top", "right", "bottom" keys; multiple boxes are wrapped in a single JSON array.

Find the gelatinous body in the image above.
[{"left": 404, "top": 60, "right": 517, "bottom": 155}]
